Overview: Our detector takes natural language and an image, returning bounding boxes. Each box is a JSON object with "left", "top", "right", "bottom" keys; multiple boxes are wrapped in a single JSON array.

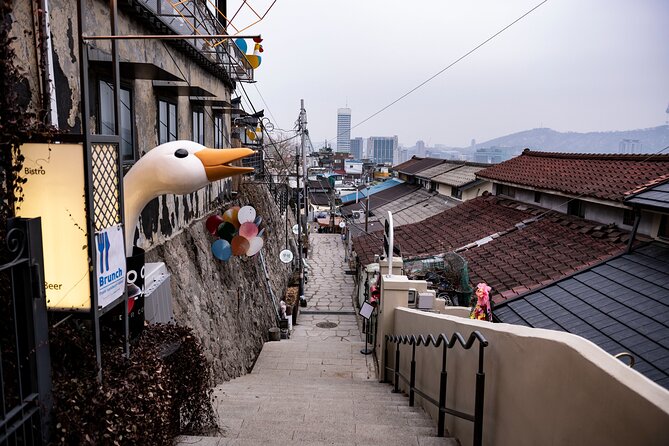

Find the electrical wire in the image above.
[{"left": 325, "top": 0, "right": 550, "bottom": 144}]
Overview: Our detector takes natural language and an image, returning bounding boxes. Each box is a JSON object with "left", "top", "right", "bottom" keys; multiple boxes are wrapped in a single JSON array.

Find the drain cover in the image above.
[{"left": 316, "top": 321, "right": 338, "bottom": 329}]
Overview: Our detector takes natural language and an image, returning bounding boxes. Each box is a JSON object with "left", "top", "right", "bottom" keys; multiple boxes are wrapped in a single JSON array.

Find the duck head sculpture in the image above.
[{"left": 123, "top": 140, "right": 255, "bottom": 254}]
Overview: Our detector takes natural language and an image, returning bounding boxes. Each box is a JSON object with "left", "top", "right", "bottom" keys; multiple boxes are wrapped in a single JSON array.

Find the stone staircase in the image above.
[{"left": 178, "top": 338, "right": 459, "bottom": 446}]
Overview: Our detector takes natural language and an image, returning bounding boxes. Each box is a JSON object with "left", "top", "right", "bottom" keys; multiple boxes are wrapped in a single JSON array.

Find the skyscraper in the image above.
[
  {"left": 336, "top": 108, "right": 351, "bottom": 153},
  {"left": 367, "top": 136, "right": 398, "bottom": 165},
  {"left": 350, "top": 137, "right": 363, "bottom": 160}
]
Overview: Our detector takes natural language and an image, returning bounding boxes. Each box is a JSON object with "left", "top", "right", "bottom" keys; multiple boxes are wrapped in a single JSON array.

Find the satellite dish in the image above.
[
  {"left": 292, "top": 224, "right": 299, "bottom": 235},
  {"left": 280, "top": 249, "right": 294, "bottom": 263},
  {"left": 339, "top": 221, "right": 346, "bottom": 228}
]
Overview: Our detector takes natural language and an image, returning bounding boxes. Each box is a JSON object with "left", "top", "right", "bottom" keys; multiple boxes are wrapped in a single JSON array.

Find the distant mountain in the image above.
[{"left": 466, "top": 125, "right": 669, "bottom": 154}]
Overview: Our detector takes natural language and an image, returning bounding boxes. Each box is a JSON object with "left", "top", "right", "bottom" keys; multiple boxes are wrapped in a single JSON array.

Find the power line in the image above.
[{"left": 327, "top": 0, "right": 550, "bottom": 143}]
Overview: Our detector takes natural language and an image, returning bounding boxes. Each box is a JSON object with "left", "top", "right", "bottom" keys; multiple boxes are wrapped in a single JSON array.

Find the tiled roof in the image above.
[
  {"left": 433, "top": 165, "right": 486, "bottom": 187},
  {"left": 396, "top": 158, "right": 446, "bottom": 175},
  {"left": 339, "top": 179, "right": 404, "bottom": 204},
  {"left": 494, "top": 242, "right": 669, "bottom": 389},
  {"left": 352, "top": 195, "right": 628, "bottom": 302},
  {"left": 415, "top": 162, "right": 464, "bottom": 179},
  {"left": 392, "top": 157, "right": 424, "bottom": 171},
  {"left": 476, "top": 150, "right": 669, "bottom": 202},
  {"left": 625, "top": 179, "right": 669, "bottom": 211}
]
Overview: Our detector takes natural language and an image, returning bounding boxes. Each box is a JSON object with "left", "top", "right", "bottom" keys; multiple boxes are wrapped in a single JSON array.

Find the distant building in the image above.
[
  {"left": 416, "top": 140, "right": 426, "bottom": 157},
  {"left": 619, "top": 139, "right": 642, "bottom": 154},
  {"left": 474, "top": 146, "right": 517, "bottom": 164},
  {"left": 368, "top": 136, "right": 398, "bottom": 164},
  {"left": 336, "top": 108, "right": 351, "bottom": 153},
  {"left": 350, "top": 137, "right": 363, "bottom": 159}
]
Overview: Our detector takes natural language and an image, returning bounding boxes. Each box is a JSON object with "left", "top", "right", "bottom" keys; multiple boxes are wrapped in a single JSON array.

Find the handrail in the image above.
[{"left": 384, "top": 331, "right": 489, "bottom": 446}]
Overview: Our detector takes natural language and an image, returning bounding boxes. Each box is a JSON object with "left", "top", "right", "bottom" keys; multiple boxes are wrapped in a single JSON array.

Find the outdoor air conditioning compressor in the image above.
[{"left": 417, "top": 290, "right": 436, "bottom": 310}]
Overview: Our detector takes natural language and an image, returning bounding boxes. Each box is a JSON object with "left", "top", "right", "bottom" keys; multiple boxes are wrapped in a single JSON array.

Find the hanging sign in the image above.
[
  {"left": 95, "top": 225, "right": 126, "bottom": 308},
  {"left": 280, "top": 249, "right": 294, "bottom": 263},
  {"left": 15, "top": 143, "right": 91, "bottom": 311}
]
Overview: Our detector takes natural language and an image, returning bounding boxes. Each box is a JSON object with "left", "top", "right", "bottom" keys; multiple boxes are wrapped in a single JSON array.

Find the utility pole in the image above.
[{"left": 297, "top": 99, "right": 307, "bottom": 306}]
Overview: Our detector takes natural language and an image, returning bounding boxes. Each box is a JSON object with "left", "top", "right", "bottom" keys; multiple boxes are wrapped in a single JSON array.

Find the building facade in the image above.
[
  {"left": 336, "top": 108, "right": 351, "bottom": 153},
  {"left": 368, "top": 136, "right": 398, "bottom": 164},
  {"left": 350, "top": 136, "right": 363, "bottom": 160}
]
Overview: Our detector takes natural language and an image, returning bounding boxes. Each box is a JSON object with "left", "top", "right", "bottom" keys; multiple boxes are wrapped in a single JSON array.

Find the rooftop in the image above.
[
  {"left": 625, "top": 179, "right": 669, "bottom": 211},
  {"left": 394, "top": 157, "right": 446, "bottom": 175},
  {"left": 352, "top": 195, "right": 629, "bottom": 302},
  {"left": 432, "top": 165, "right": 487, "bottom": 187},
  {"left": 494, "top": 242, "right": 669, "bottom": 389},
  {"left": 476, "top": 149, "right": 669, "bottom": 202},
  {"left": 339, "top": 179, "right": 404, "bottom": 204},
  {"left": 414, "top": 162, "right": 464, "bottom": 179}
]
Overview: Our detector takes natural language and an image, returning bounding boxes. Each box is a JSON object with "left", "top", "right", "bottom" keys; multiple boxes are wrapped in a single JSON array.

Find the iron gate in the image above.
[{"left": 0, "top": 218, "right": 51, "bottom": 445}]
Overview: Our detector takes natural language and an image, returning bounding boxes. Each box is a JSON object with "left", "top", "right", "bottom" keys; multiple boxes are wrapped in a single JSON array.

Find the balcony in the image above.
[{"left": 124, "top": 0, "right": 254, "bottom": 84}]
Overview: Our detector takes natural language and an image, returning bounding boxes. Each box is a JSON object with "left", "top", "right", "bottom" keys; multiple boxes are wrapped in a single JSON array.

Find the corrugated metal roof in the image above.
[
  {"left": 339, "top": 178, "right": 404, "bottom": 204},
  {"left": 495, "top": 242, "right": 669, "bottom": 390},
  {"left": 433, "top": 165, "right": 485, "bottom": 187},
  {"left": 415, "top": 162, "right": 464, "bottom": 179}
]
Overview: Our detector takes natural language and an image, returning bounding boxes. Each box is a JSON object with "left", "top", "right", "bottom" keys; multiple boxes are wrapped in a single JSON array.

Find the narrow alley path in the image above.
[{"left": 178, "top": 233, "right": 456, "bottom": 446}]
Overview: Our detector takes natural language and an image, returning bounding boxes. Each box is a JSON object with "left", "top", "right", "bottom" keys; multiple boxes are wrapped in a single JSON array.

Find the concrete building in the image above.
[
  {"left": 368, "top": 136, "right": 398, "bottom": 164},
  {"left": 336, "top": 108, "right": 351, "bottom": 153},
  {"left": 350, "top": 136, "right": 363, "bottom": 159}
]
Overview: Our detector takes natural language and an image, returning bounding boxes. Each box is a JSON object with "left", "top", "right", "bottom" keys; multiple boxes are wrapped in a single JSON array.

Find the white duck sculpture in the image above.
[{"left": 123, "top": 140, "right": 255, "bottom": 254}]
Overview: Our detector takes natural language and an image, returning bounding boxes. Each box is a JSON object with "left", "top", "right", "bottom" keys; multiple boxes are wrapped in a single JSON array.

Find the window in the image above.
[
  {"left": 496, "top": 184, "right": 515, "bottom": 198},
  {"left": 622, "top": 209, "right": 636, "bottom": 226},
  {"left": 192, "top": 108, "right": 204, "bottom": 145},
  {"left": 451, "top": 187, "right": 462, "bottom": 200},
  {"left": 658, "top": 215, "right": 669, "bottom": 239},
  {"left": 534, "top": 191, "right": 542, "bottom": 203},
  {"left": 158, "top": 99, "right": 177, "bottom": 144},
  {"left": 214, "top": 114, "right": 225, "bottom": 148},
  {"left": 567, "top": 199, "right": 585, "bottom": 218},
  {"left": 99, "top": 80, "right": 134, "bottom": 162}
]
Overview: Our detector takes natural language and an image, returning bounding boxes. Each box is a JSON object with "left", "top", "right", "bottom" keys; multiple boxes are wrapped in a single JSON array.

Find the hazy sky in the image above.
[{"left": 232, "top": 0, "right": 669, "bottom": 148}]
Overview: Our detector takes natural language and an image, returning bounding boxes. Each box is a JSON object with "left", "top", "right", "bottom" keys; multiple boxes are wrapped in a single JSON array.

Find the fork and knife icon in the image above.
[{"left": 97, "top": 232, "right": 111, "bottom": 272}]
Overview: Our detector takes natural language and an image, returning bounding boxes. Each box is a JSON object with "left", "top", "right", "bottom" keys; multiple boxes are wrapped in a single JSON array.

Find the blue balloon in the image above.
[
  {"left": 257, "top": 228, "right": 265, "bottom": 238},
  {"left": 211, "top": 239, "right": 232, "bottom": 261},
  {"left": 253, "top": 216, "right": 263, "bottom": 226},
  {"left": 235, "top": 38, "right": 247, "bottom": 54}
]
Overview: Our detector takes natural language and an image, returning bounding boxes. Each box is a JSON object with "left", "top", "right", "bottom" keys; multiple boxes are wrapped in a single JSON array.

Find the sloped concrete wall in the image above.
[
  {"left": 390, "top": 306, "right": 669, "bottom": 446},
  {"left": 145, "top": 183, "right": 298, "bottom": 384}
]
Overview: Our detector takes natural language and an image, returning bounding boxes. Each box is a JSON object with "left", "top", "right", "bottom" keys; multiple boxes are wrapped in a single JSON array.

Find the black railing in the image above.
[
  {"left": 384, "top": 332, "right": 488, "bottom": 446},
  {"left": 0, "top": 218, "right": 52, "bottom": 445}
]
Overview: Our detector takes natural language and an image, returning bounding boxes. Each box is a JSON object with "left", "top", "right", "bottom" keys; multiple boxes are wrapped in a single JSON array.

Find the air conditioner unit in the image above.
[
  {"left": 417, "top": 290, "right": 436, "bottom": 310},
  {"left": 352, "top": 211, "right": 361, "bottom": 219}
]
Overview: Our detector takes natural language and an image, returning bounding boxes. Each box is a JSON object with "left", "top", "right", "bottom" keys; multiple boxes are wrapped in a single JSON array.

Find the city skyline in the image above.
[{"left": 243, "top": 0, "right": 669, "bottom": 149}]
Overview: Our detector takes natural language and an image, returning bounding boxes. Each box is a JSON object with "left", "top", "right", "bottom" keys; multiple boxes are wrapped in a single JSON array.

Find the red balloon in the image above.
[
  {"left": 231, "top": 235, "right": 250, "bottom": 256},
  {"left": 206, "top": 215, "right": 224, "bottom": 235}
]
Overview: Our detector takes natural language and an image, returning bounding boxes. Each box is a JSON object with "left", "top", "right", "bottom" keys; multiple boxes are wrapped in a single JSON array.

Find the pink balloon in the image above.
[{"left": 239, "top": 222, "right": 259, "bottom": 239}]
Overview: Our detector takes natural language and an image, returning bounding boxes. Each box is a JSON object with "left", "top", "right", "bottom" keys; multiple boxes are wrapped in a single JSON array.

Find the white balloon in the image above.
[
  {"left": 246, "top": 237, "right": 264, "bottom": 256},
  {"left": 238, "top": 205, "right": 257, "bottom": 224}
]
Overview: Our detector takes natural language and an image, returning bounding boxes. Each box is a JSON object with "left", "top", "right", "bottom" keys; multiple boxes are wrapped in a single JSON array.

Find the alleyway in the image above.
[{"left": 178, "top": 234, "right": 456, "bottom": 445}]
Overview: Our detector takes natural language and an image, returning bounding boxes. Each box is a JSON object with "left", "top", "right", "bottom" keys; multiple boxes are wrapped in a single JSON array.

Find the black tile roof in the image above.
[
  {"left": 625, "top": 180, "right": 669, "bottom": 211},
  {"left": 495, "top": 242, "right": 669, "bottom": 389}
]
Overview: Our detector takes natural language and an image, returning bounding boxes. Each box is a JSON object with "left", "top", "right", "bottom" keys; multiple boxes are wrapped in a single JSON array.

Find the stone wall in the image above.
[{"left": 146, "top": 182, "right": 298, "bottom": 384}]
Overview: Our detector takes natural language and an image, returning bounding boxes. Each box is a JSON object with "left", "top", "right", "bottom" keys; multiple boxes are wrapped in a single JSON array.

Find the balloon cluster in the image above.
[{"left": 206, "top": 205, "right": 265, "bottom": 261}]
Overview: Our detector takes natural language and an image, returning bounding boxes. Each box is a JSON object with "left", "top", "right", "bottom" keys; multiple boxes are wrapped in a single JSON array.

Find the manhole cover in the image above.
[{"left": 316, "top": 322, "right": 338, "bottom": 329}]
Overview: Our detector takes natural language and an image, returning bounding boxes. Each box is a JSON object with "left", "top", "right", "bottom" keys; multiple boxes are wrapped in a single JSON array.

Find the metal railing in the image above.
[
  {"left": 384, "top": 331, "right": 489, "bottom": 446},
  {"left": 129, "top": 0, "right": 254, "bottom": 82}
]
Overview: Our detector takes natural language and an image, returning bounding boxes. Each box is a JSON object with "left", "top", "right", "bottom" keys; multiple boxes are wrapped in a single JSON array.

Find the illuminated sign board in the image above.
[{"left": 15, "top": 143, "right": 91, "bottom": 311}]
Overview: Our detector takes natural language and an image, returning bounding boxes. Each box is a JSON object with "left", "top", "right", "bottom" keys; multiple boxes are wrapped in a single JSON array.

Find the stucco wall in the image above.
[{"left": 387, "top": 306, "right": 669, "bottom": 446}]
